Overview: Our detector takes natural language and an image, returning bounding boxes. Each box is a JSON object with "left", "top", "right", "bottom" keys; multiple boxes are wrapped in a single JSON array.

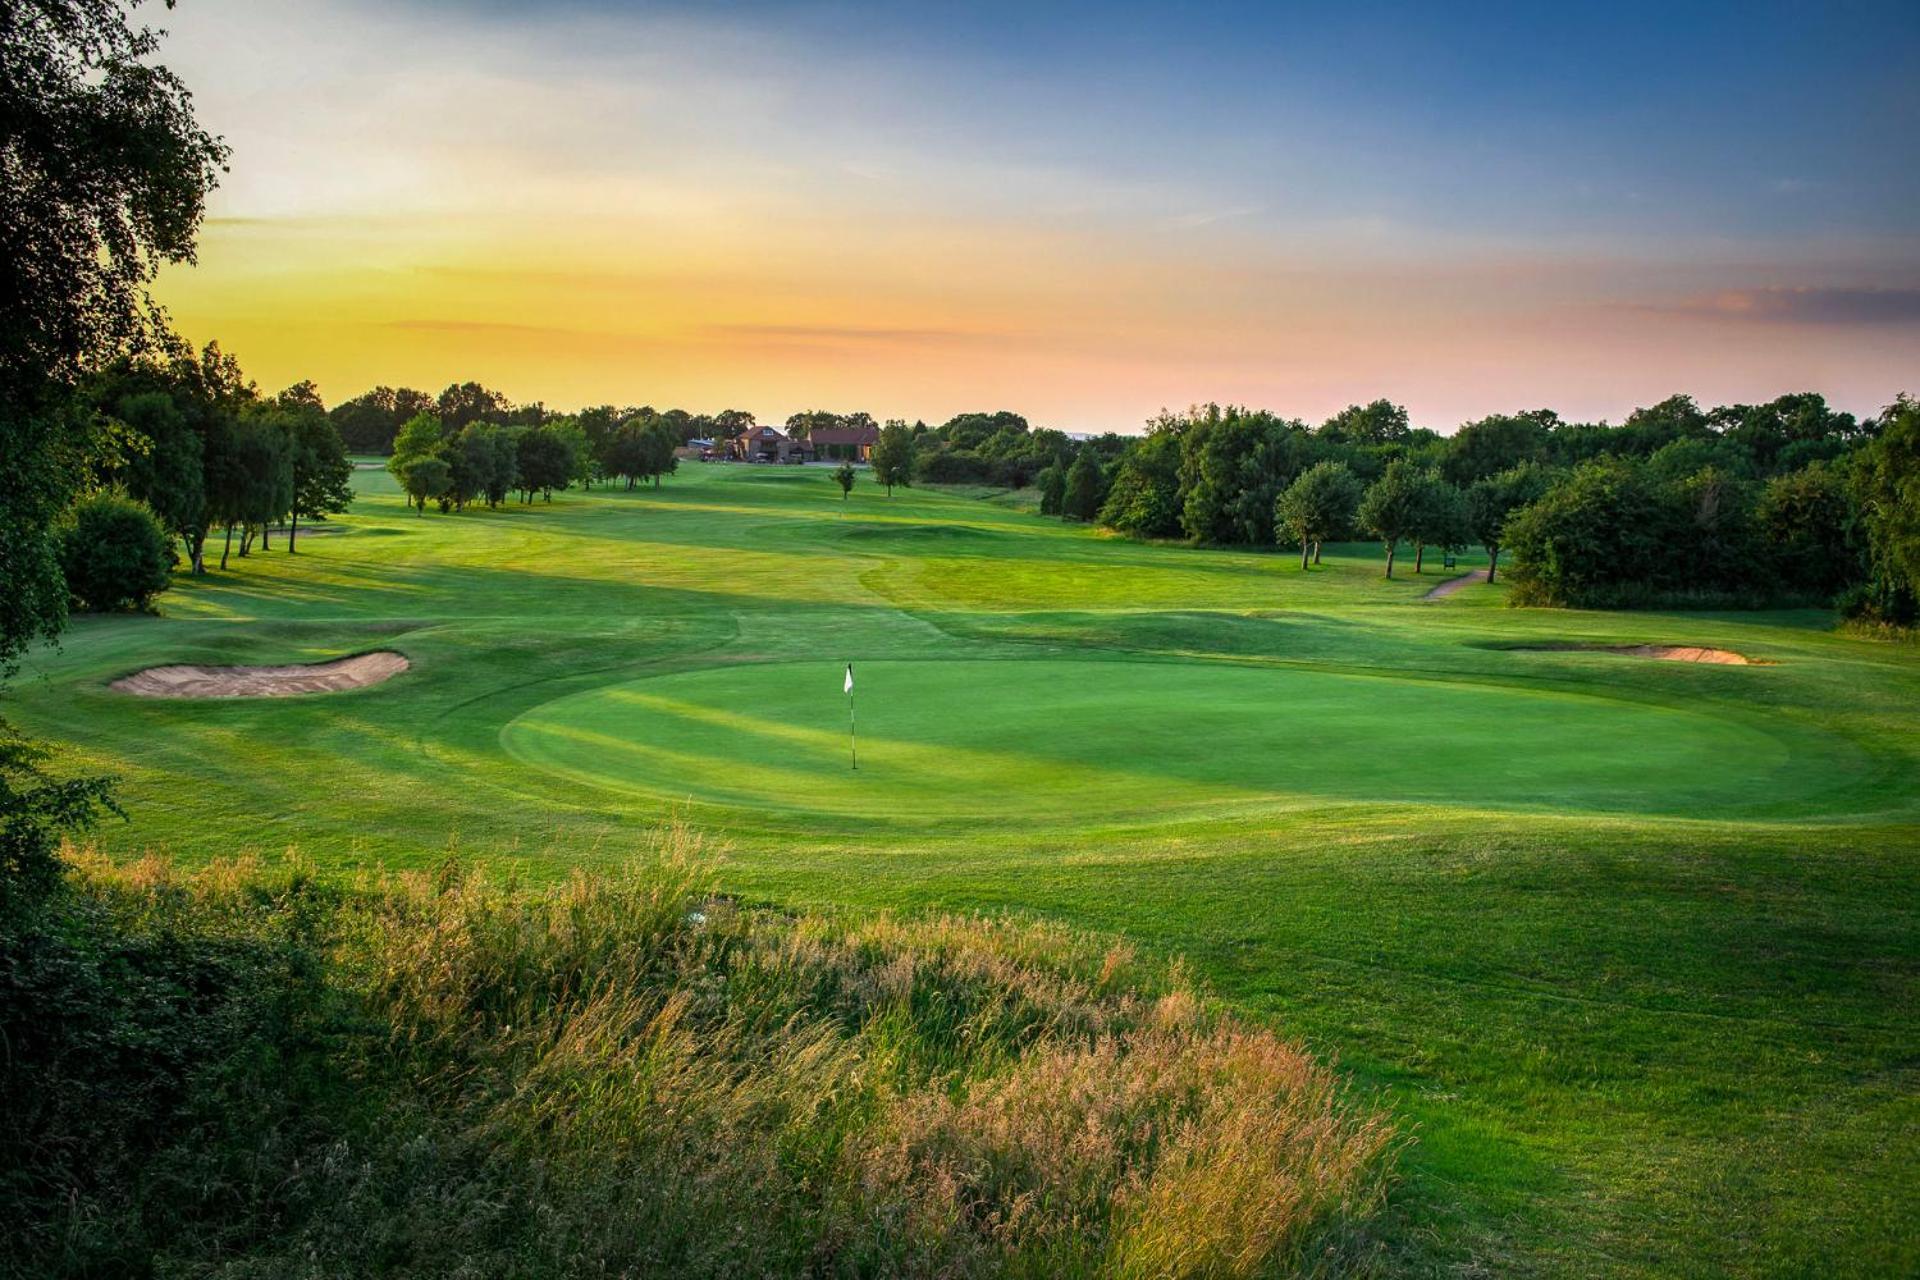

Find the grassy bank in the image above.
[{"left": 1, "top": 835, "right": 1394, "bottom": 1278}]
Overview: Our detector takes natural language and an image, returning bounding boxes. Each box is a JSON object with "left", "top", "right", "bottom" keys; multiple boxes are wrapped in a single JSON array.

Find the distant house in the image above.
[
  {"left": 733, "top": 425, "right": 796, "bottom": 462},
  {"left": 807, "top": 424, "right": 881, "bottom": 462}
]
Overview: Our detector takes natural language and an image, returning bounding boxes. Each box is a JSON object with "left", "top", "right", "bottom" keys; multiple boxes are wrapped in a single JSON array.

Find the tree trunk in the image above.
[
  {"left": 289, "top": 509, "right": 300, "bottom": 552},
  {"left": 261, "top": 523, "right": 271, "bottom": 551},
  {"left": 1414, "top": 541, "right": 1425, "bottom": 574},
  {"left": 1487, "top": 546, "right": 1500, "bottom": 584},
  {"left": 1312, "top": 541, "right": 1322, "bottom": 565},
  {"left": 1383, "top": 542, "right": 1395, "bottom": 579},
  {"left": 220, "top": 522, "right": 234, "bottom": 570},
  {"left": 188, "top": 530, "right": 205, "bottom": 575},
  {"left": 1300, "top": 540, "right": 1310, "bottom": 570}
]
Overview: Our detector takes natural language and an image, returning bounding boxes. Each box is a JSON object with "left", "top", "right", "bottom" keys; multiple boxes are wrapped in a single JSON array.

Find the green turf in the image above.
[{"left": 12, "top": 462, "right": 1918, "bottom": 1277}]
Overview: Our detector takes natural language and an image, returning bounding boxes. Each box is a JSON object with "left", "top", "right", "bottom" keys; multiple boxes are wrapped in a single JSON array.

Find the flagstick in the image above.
[{"left": 847, "top": 687, "right": 858, "bottom": 771}]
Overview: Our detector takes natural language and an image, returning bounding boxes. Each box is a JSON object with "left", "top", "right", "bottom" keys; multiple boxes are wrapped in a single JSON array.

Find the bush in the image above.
[
  {"left": 0, "top": 832, "right": 1399, "bottom": 1278},
  {"left": 1505, "top": 457, "right": 1786, "bottom": 609},
  {"left": 55, "top": 493, "right": 173, "bottom": 612}
]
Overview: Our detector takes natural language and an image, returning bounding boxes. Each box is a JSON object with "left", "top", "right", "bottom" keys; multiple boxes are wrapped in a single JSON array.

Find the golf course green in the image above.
[
  {"left": 502, "top": 658, "right": 1859, "bottom": 828},
  {"left": 14, "top": 461, "right": 1918, "bottom": 1277}
]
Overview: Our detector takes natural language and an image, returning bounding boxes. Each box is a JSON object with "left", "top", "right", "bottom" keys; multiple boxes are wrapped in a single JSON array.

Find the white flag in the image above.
[{"left": 844, "top": 663, "right": 854, "bottom": 693}]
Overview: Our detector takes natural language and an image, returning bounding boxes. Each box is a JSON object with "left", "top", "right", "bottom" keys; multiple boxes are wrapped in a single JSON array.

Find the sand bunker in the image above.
[
  {"left": 111, "top": 651, "right": 409, "bottom": 698},
  {"left": 1518, "top": 644, "right": 1752, "bottom": 665}
]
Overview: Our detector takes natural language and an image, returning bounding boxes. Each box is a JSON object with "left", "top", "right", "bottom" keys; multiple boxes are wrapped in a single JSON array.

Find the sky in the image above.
[{"left": 149, "top": 0, "right": 1920, "bottom": 432}]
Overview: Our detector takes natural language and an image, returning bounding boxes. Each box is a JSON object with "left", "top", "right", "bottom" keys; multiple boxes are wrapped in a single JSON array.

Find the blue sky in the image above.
[{"left": 153, "top": 0, "right": 1920, "bottom": 426}]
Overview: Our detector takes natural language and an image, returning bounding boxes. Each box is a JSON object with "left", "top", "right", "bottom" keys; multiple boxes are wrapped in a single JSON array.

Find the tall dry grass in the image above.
[{"left": 3, "top": 830, "right": 1398, "bottom": 1277}]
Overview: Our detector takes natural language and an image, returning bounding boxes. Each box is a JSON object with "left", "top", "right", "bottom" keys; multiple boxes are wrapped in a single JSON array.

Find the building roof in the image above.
[{"left": 807, "top": 425, "right": 881, "bottom": 446}]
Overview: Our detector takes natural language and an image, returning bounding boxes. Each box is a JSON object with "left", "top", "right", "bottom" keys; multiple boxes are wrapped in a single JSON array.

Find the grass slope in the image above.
[{"left": 13, "top": 462, "right": 1918, "bottom": 1277}]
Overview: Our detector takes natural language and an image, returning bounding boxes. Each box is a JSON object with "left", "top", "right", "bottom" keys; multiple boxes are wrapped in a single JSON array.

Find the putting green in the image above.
[{"left": 500, "top": 658, "right": 1846, "bottom": 828}]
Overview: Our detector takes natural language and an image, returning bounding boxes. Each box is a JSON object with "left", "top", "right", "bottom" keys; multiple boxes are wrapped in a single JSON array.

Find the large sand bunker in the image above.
[
  {"left": 111, "top": 651, "right": 409, "bottom": 698},
  {"left": 1517, "top": 644, "right": 1753, "bottom": 665}
]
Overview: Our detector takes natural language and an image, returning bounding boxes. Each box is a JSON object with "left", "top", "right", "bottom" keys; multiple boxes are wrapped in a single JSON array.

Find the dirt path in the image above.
[
  {"left": 1422, "top": 568, "right": 1489, "bottom": 600},
  {"left": 111, "top": 651, "right": 409, "bottom": 698}
]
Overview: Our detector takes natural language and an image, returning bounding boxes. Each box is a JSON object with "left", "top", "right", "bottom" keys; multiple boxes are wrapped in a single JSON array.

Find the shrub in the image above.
[
  {"left": 1, "top": 831, "right": 1399, "bottom": 1278},
  {"left": 1062, "top": 447, "right": 1108, "bottom": 522},
  {"left": 55, "top": 493, "right": 172, "bottom": 612}
]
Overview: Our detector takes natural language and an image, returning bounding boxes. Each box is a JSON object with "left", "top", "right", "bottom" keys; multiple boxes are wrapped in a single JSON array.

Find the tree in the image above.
[
  {"left": 397, "top": 456, "right": 450, "bottom": 514},
  {"left": 1851, "top": 393, "right": 1920, "bottom": 609},
  {"left": 1442, "top": 412, "right": 1555, "bottom": 486},
  {"left": 1712, "top": 393, "right": 1862, "bottom": 475},
  {"left": 1061, "top": 447, "right": 1107, "bottom": 522},
  {"left": 1756, "top": 461, "right": 1859, "bottom": 600},
  {"left": 435, "top": 381, "right": 510, "bottom": 432},
  {"left": 871, "top": 421, "right": 915, "bottom": 495},
  {"left": 1467, "top": 463, "right": 1551, "bottom": 584},
  {"left": 1036, "top": 463, "right": 1066, "bottom": 516},
  {"left": 712, "top": 408, "right": 756, "bottom": 442},
  {"left": 387, "top": 413, "right": 444, "bottom": 510},
  {"left": 640, "top": 418, "right": 680, "bottom": 487},
  {"left": 56, "top": 493, "right": 172, "bottom": 612},
  {"left": 1, "top": 0, "right": 225, "bottom": 675},
  {"left": 98, "top": 386, "right": 204, "bottom": 563},
  {"left": 605, "top": 419, "right": 653, "bottom": 490},
  {"left": 1672, "top": 465, "right": 1763, "bottom": 595},
  {"left": 214, "top": 415, "right": 292, "bottom": 566},
  {"left": 1097, "top": 430, "right": 1184, "bottom": 538},
  {"left": 331, "top": 385, "right": 429, "bottom": 454},
  {"left": 515, "top": 425, "right": 577, "bottom": 502},
  {"left": 87, "top": 340, "right": 256, "bottom": 575},
  {"left": 1357, "top": 459, "right": 1425, "bottom": 578},
  {"left": 481, "top": 425, "right": 519, "bottom": 508},
  {"left": 1406, "top": 472, "right": 1469, "bottom": 574},
  {"left": 574, "top": 405, "right": 624, "bottom": 485},
  {"left": 1503, "top": 458, "right": 1680, "bottom": 607},
  {"left": 1318, "top": 400, "right": 1410, "bottom": 446},
  {"left": 833, "top": 462, "right": 856, "bottom": 500},
  {"left": 283, "top": 406, "right": 353, "bottom": 551},
  {"left": 442, "top": 423, "right": 517, "bottom": 509},
  {"left": 1176, "top": 407, "right": 1307, "bottom": 545},
  {"left": 1274, "top": 462, "right": 1362, "bottom": 569},
  {"left": 1617, "top": 394, "right": 1712, "bottom": 457}
]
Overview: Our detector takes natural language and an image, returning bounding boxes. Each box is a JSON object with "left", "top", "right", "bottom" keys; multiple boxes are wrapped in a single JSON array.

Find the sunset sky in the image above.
[{"left": 152, "top": 0, "right": 1920, "bottom": 432}]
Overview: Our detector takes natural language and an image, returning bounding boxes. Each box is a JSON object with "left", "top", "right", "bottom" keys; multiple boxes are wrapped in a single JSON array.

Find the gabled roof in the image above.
[{"left": 807, "top": 425, "right": 880, "bottom": 446}]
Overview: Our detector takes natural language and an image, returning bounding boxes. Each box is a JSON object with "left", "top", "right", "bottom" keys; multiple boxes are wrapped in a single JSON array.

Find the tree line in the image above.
[{"left": 1008, "top": 394, "right": 1916, "bottom": 620}]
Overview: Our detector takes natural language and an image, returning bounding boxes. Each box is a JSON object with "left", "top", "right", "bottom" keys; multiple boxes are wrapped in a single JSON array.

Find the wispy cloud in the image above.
[
  {"left": 1647, "top": 286, "right": 1920, "bottom": 326},
  {"left": 388, "top": 318, "right": 583, "bottom": 338},
  {"left": 1169, "top": 206, "right": 1263, "bottom": 229},
  {"left": 703, "top": 323, "right": 1019, "bottom": 348}
]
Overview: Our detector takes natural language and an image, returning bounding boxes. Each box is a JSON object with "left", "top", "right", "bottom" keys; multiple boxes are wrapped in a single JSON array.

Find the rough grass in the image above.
[{"left": 0, "top": 832, "right": 1396, "bottom": 1278}]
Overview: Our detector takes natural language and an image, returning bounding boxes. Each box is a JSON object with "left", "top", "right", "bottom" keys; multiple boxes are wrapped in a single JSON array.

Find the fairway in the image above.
[
  {"left": 502, "top": 657, "right": 1851, "bottom": 827},
  {"left": 14, "top": 463, "right": 1919, "bottom": 1278}
]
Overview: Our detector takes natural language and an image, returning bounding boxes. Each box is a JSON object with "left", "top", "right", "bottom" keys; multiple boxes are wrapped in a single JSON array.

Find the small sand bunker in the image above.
[
  {"left": 1520, "top": 644, "right": 1752, "bottom": 665},
  {"left": 111, "top": 651, "right": 409, "bottom": 698}
]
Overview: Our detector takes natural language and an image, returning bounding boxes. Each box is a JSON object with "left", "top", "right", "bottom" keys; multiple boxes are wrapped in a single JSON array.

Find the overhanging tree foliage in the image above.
[{"left": 0, "top": 0, "right": 225, "bottom": 673}]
